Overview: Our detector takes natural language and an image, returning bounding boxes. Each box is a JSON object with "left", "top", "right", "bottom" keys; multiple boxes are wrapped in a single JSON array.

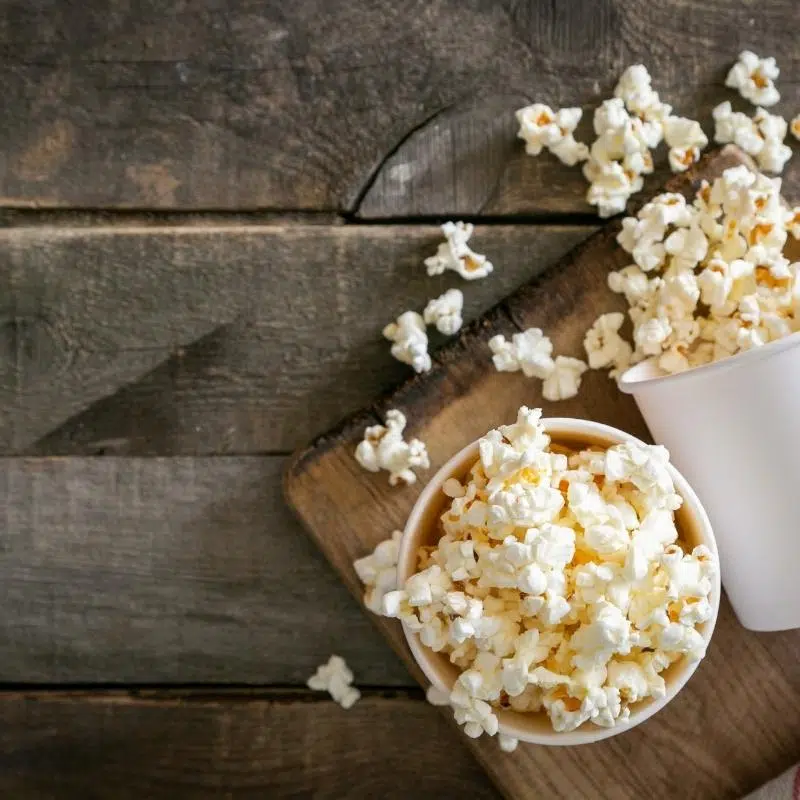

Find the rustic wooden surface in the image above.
[
  {"left": 2, "top": 1, "right": 799, "bottom": 797},
  {"left": 285, "top": 149, "right": 800, "bottom": 800},
  {"left": 0, "top": 691, "right": 499, "bottom": 799}
]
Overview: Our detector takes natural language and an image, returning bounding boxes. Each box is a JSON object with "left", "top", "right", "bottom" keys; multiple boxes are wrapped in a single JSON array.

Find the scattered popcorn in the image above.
[
  {"left": 663, "top": 116, "right": 708, "bottom": 172},
  {"left": 516, "top": 103, "right": 589, "bottom": 166},
  {"left": 607, "top": 164, "right": 800, "bottom": 375},
  {"left": 307, "top": 655, "right": 361, "bottom": 709},
  {"left": 425, "top": 222, "right": 494, "bottom": 281},
  {"left": 424, "top": 288, "right": 464, "bottom": 335},
  {"left": 353, "top": 530, "right": 402, "bottom": 615},
  {"left": 542, "top": 356, "right": 588, "bottom": 401},
  {"left": 360, "top": 408, "right": 716, "bottom": 737},
  {"left": 725, "top": 51, "right": 780, "bottom": 107},
  {"left": 383, "top": 311, "right": 431, "bottom": 373},
  {"left": 488, "top": 328, "right": 554, "bottom": 379},
  {"left": 355, "top": 409, "right": 430, "bottom": 486}
]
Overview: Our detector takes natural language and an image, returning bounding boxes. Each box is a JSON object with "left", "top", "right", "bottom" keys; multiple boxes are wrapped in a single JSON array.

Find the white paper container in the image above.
[
  {"left": 618, "top": 333, "right": 800, "bottom": 632},
  {"left": 399, "top": 418, "right": 720, "bottom": 745}
]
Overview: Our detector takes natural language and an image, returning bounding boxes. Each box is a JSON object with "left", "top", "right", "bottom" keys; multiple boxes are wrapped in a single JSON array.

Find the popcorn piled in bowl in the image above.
[{"left": 371, "top": 407, "right": 719, "bottom": 743}]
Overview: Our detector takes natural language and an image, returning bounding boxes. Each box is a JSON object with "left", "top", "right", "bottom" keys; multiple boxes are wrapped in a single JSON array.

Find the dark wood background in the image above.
[{"left": 0, "top": 1, "right": 797, "bottom": 797}]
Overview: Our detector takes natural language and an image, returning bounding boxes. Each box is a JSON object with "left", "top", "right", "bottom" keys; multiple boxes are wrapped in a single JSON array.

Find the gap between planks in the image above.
[
  {"left": 0, "top": 208, "right": 600, "bottom": 228},
  {"left": 0, "top": 687, "right": 425, "bottom": 703}
]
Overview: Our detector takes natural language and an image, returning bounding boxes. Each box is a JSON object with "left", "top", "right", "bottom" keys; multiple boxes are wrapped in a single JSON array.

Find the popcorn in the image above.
[
  {"left": 725, "top": 51, "right": 780, "bottom": 107},
  {"left": 584, "top": 312, "right": 633, "bottom": 374},
  {"left": 713, "top": 101, "right": 764, "bottom": 155},
  {"left": 606, "top": 164, "right": 800, "bottom": 375},
  {"left": 515, "top": 103, "right": 589, "bottom": 166},
  {"left": 354, "top": 409, "right": 430, "bottom": 486},
  {"left": 383, "top": 311, "right": 431, "bottom": 373},
  {"left": 542, "top": 356, "right": 588, "bottom": 401},
  {"left": 663, "top": 116, "right": 708, "bottom": 172},
  {"left": 614, "top": 65, "right": 671, "bottom": 124},
  {"left": 425, "top": 222, "right": 493, "bottom": 280},
  {"left": 489, "top": 328, "right": 554, "bottom": 379},
  {"left": 307, "top": 655, "right": 361, "bottom": 709},
  {"left": 423, "top": 288, "right": 464, "bottom": 335},
  {"left": 425, "top": 685, "right": 451, "bottom": 707},
  {"left": 353, "top": 530, "right": 402, "bottom": 614},
  {"left": 361, "top": 408, "right": 717, "bottom": 737},
  {"left": 752, "top": 108, "right": 793, "bottom": 174},
  {"left": 713, "top": 102, "right": 793, "bottom": 174},
  {"left": 584, "top": 158, "right": 643, "bottom": 218},
  {"left": 498, "top": 733, "right": 519, "bottom": 753},
  {"left": 792, "top": 115, "right": 800, "bottom": 142}
]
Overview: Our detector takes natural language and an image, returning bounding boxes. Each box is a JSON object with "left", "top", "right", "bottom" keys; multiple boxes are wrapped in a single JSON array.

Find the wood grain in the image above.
[
  {"left": 0, "top": 456, "right": 410, "bottom": 685},
  {"left": 1, "top": 0, "right": 796, "bottom": 213},
  {"left": 286, "top": 147, "right": 800, "bottom": 799},
  {"left": 0, "top": 691, "right": 499, "bottom": 800},
  {"left": 4, "top": 225, "right": 593, "bottom": 456}
]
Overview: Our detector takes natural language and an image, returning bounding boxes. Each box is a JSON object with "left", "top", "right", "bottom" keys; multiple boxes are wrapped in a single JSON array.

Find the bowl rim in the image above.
[{"left": 398, "top": 416, "right": 721, "bottom": 746}]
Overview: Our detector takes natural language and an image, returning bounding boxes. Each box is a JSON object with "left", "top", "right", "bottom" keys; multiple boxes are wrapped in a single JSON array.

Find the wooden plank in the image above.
[
  {"left": 0, "top": 456, "right": 412, "bottom": 685},
  {"left": 285, "top": 148, "right": 800, "bottom": 799},
  {"left": 6, "top": 225, "right": 593, "bottom": 456},
  {"left": 1, "top": 0, "right": 796, "bottom": 213},
  {"left": 0, "top": 691, "right": 500, "bottom": 799}
]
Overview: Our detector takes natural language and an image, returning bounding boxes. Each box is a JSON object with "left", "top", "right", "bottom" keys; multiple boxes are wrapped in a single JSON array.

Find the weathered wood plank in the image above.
[
  {"left": 0, "top": 456, "right": 411, "bottom": 685},
  {"left": 1, "top": 0, "right": 796, "bottom": 213},
  {"left": 286, "top": 148, "right": 800, "bottom": 800},
  {"left": 5, "top": 225, "right": 593, "bottom": 456},
  {"left": 0, "top": 691, "right": 499, "bottom": 799}
]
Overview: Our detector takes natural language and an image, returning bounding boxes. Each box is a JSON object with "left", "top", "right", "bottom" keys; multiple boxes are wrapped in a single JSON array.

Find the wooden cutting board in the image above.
[{"left": 284, "top": 146, "right": 800, "bottom": 800}]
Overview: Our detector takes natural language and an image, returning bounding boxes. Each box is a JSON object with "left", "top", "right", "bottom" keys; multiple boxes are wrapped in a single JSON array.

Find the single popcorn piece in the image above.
[
  {"left": 792, "top": 115, "right": 800, "bottom": 142},
  {"left": 583, "top": 312, "right": 633, "bottom": 374},
  {"left": 584, "top": 154, "right": 643, "bottom": 218},
  {"left": 498, "top": 733, "right": 519, "bottom": 753},
  {"left": 369, "top": 408, "right": 717, "bottom": 738},
  {"left": 516, "top": 103, "right": 589, "bottom": 166},
  {"left": 614, "top": 64, "right": 672, "bottom": 124},
  {"left": 425, "top": 684, "right": 451, "bottom": 707},
  {"left": 488, "top": 328, "right": 555, "bottom": 379},
  {"left": 355, "top": 409, "right": 430, "bottom": 486},
  {"left": 663, "top": 116, "right": 708, "bottom": 173},
  {"left": 753, "top": 108, "right": 793, "bottom": 174},
  {"left": 725, "top": 51, "right": 780, "bottom": 107},
  {"left": 423, "top": 288, "right": 464, "bottom": 335},
  {"left": 542, "top": 356, "right": 588, "bottom": 401},
  {"left": 425, "top": 221, "right": 494, "bottom": 281},
  {"left": 307, "top": 655, "right": 361, "bottom": 709},
  {"left": 712, "top": 102, "right": 764, "bottom": 155},
  {"left": 353, "top": 530, "right": 402, "bottom": 615},
  {"left": 383, "top": 311, "right": 431, "bottom": 373}
]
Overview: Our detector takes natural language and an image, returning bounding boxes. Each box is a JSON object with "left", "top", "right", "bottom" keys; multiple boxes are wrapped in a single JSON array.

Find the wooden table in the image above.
[{"left": 1, "top": 2, "right": 797, "bottom": 797}]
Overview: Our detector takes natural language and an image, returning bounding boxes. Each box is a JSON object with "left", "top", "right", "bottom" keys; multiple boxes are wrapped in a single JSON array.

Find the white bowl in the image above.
[{"left": 398, "top": 417, "right": 721, "bottom": 746}]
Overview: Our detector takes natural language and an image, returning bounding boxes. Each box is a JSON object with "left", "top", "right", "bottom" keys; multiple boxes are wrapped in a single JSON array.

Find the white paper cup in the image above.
[{"left": 618, "top": 332, "right": 800, "bottom": 632}]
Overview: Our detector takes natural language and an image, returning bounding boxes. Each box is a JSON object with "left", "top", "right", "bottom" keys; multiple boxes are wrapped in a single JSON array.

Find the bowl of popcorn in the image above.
[{"left": 383, "top": 407, "right": 719, "bottom": 746}]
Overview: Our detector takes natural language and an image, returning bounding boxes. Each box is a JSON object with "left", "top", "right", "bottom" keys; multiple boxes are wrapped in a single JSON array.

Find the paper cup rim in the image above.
[
  {"left": 617, "top": 330, "right": 800, "bottom": 395},
  {"left": 398, "top": 416, "right": 720, "bottom": 746}
]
